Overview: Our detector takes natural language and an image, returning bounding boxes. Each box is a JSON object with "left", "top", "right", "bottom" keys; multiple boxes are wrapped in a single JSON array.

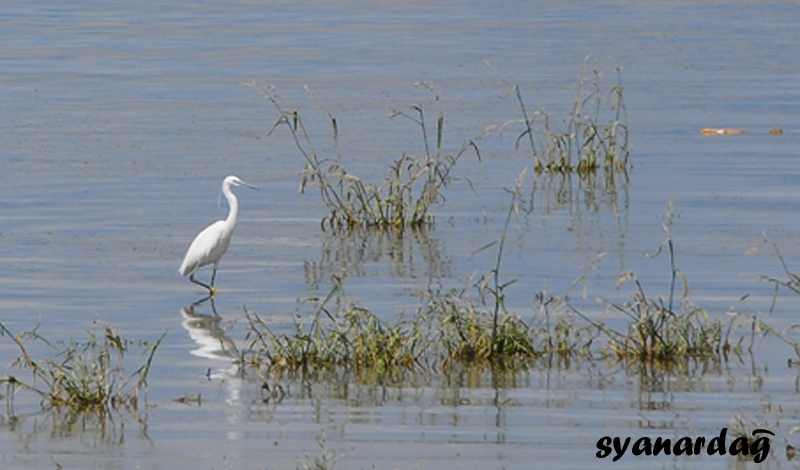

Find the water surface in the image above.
[{"left": 1, "top": 1, "right": 800, "bottom": 469}]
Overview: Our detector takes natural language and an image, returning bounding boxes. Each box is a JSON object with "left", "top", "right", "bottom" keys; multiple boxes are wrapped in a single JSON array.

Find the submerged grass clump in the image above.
[
  {"left": 243, "top": 284, "right": 426, "bottom": 382},
  {"left": 436, "top": 290, "right": 534, "bottom": 364},
  {"left": 589, "top": 200, "right": 736, "bottom": 365},
  {"left": 495, "top": 57, "right": 629, "bottom": 177},
  {"left": 248, "top": 81, "right": 480, "bottom": 231},
  {"left": 0, "top": 321, "right": 164, "bottom": 415},
  {"left": 430, "top": 170, "right": 595, "bottom": 368},
  {"left": 430, "top": 286, "right": 596, "bottom": 370},
  {"left": 346, "top": 305, "right": 425, "bottom": 374},
  {"left": 242, "top": 269, "right": 426, "bottom": 381},
  {"left": 604, "top": 273, "right": 724, "bottom": 361}
]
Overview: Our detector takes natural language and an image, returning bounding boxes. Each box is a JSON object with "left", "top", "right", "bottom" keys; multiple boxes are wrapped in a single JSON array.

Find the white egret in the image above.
[{"left": 179, "top": 175, "right": 258, "bottom": 297}]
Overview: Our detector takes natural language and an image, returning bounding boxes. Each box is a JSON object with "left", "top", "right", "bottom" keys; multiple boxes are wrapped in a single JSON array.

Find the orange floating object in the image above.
[{"left": 699, "top": 128, "right": 748, "bottom": 135}]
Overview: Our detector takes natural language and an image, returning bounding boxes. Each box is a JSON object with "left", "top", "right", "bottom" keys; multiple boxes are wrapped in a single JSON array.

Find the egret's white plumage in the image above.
[{"left": 180, "top": 175, "right": 257, "bottom": 296}]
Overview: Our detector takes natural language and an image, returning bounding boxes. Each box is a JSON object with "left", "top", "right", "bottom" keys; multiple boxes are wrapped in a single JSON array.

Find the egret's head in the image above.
[{"left": 224, "top": 175, "right": 258, "bottom": 191}]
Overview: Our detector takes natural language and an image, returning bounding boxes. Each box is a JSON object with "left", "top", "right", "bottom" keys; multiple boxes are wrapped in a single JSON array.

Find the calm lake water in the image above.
[{"left": 2, "top": 1, "right": 800, "bottom": 469}]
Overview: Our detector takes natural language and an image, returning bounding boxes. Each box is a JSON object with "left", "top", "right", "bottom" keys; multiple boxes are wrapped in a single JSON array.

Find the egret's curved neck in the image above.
[{"left": 223, "top": 184, "right": 239, "bottom": 227}]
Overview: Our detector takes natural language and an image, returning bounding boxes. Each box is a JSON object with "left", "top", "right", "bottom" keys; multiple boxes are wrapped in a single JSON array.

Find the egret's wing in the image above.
[{"left": 179, "top": 221, "right": 226, "bottom": 276}]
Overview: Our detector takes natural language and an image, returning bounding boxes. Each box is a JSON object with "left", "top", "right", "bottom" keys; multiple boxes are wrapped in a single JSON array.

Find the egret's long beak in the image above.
[{"left": 239, "top": 180, "right": 259, "bottom": 191}]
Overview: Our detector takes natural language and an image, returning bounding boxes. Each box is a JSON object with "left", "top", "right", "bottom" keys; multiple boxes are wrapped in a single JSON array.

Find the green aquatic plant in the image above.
[
  {"left": 435, "top": 287, "right": 535, "bottom": 367},
  {"left": 429, "top": 271, "right": 596, "bottom": 370},
  {"left": 243, "top": 283, "right": 546, "bottom": 380},
  {"left": 492, "top": 57, "right": 629, "bottom": 177},
  {"left": 593, "top": 200, "right": 729, "bottom": 363},
  {"left": 443, "top": 169, "right": 596, "bottom": 367},
  {"left": 249, "top": 60, "right": 628, "bottom": 232},
  {"left": 434, "top": 168, "right": 537, "bottom": 366},
  {"left": 603, "top": 273, "right": 725, "bottom": 362},
  {"left": 0, "top": 321, "right": 164, "bottom": 414},
  {"left": 243, "top": 306, "right": 344, "bottom": 374},
  {"left": 243, "top": 307, "right": 424, "bottom": 383},
  {"left": 242, "top": 273, "right": 426, "bottom": 383},
  {"left": 346, "top": 306, "right": 425, "bottom": 377},
  {"left": 248, "top": 81, "right": 480, "bottom": 231}
]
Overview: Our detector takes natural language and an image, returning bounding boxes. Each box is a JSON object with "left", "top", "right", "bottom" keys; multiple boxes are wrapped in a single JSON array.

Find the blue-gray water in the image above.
[{"left": 1, "top": 1, "right": 799, "bottom": 469}]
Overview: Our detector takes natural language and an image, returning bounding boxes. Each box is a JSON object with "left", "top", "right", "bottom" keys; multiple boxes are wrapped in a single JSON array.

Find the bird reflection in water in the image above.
[
  {"left": 180, "top": 298, "right": 239, "bottom": 361},
  {"left": 181, "top": 297, "right": 287, "bottom": 412},
  {"left": 180, "top": 297, "right": 286, "bottom": 408},
  {"left": 180, "top": 296, "right": 245, "bottom": 430}
]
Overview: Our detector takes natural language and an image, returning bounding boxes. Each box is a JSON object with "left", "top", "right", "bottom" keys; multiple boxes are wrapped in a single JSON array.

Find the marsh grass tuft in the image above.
[
  {"left": 429, "top": 275, "right": 596, "bottom": 370},
  {"left": 430, "top": 169, "right": 593, "bottom": 368},
  {"left": 602, "top": 274, "right": 725, "bottom": 362},
  {"left": 1, "top": 321, "right": 164, "bottom": 415},
  {"left": 346, "top": 306, "right": 425, "bottom": 376},
  {"left": 249, "top": 61, "right": 629, "bottom": 232},
  {"left": 435, "top": 287, "right": 534, "bottom": 366},
  {"left": 242, "top": 277, "right": 426, "bottom": 383},
  {"left": 588, "top": 200, "right": 734, "bottom": 364},
  {"left": 248, "top": 81, "right": 480, "bottom": 231},
  {"left": 509, "top": 58, "right": 630, "bottom": 176},
  {"left": 491, "top": 57, "right": 629, "bottom": 177}
]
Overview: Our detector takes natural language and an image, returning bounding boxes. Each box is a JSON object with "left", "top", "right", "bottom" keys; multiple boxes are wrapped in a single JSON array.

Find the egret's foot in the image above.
[{"left": 208, "top": 286, "right": 217, "bottom": 299}]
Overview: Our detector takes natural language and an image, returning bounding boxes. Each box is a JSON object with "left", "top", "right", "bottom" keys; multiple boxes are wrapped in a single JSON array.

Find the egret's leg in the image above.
[
  {"left": 189, "top": 273, "right": 210, "bottom": 290},
  {"left": 210, "top": 267, "right": 218, "bottom": 287},
  {"left": 189, "top": 273, "right": 217, "bottom": 298},
  {"left": 207, "top": 267, "right": 219, "bottom": 298}
]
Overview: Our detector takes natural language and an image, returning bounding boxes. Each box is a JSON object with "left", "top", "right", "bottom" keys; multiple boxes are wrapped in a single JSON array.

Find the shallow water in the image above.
[{"left": 2, "top": 1, "right": 800, "bottom": 469}]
